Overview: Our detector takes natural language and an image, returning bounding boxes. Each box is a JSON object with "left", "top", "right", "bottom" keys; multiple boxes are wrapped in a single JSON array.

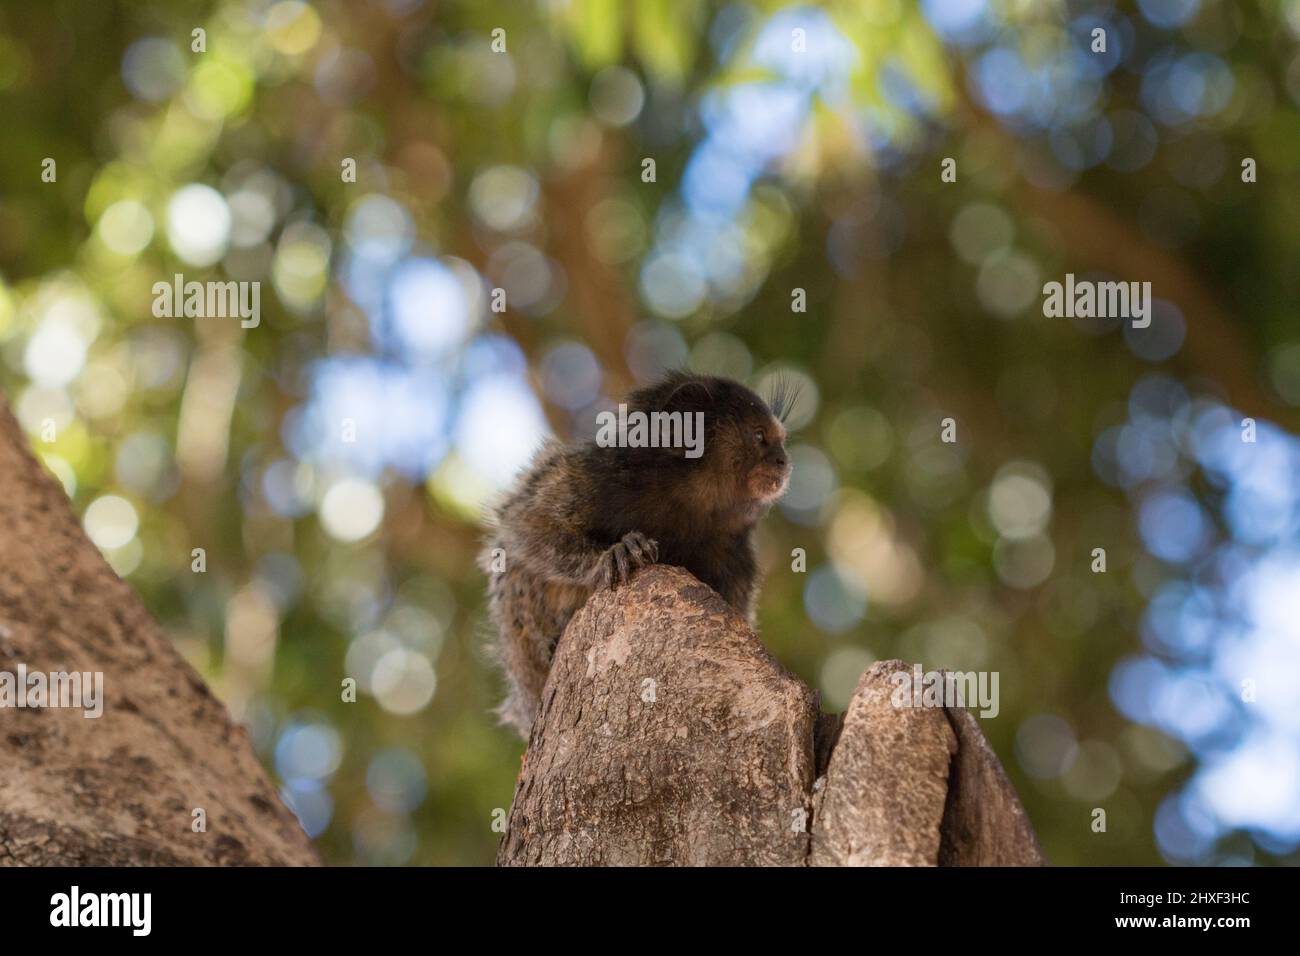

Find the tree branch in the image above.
[{"left": 0, "top": 399, "right": 317, "bottom": 866}]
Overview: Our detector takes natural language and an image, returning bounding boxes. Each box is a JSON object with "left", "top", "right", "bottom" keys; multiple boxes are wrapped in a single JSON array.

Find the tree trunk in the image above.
[
  {"left": 0, "top": 401, "right": 317, "bottom": 866},
  {"left": 498, "top": 565, "right": 1045, "bottom": 867}
]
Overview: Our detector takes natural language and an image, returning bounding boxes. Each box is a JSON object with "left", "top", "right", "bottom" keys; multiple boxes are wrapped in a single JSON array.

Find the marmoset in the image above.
[{"left": 480, "top": 371, "right": 794, "bottom": 739}]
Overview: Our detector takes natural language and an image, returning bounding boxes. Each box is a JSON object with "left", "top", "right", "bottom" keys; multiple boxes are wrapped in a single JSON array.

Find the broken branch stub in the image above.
[
  {"left": 809, "top": 660, "right": 1046, "bottom": 866},
  {"left": 497, "top": 566, "right": 818, "bottom": 865},
  {"left": 498, "top": 565, "right": 1046, "bottom": 867}
]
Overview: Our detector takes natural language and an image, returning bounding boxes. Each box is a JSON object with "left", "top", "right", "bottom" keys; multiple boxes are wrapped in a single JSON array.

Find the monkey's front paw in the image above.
[{"left": 594, "top": 532, "right": 659, "bottom": 589}]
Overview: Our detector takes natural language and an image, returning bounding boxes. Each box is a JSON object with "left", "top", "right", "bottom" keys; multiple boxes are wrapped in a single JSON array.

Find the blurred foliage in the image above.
[{"left": 2, "top": 0, "right": 1299, "bottom": 866}]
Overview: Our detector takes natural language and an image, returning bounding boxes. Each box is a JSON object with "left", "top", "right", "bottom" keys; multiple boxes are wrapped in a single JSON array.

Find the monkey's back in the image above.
[
  {"left": 485, "top": 557, "right": 590, "bottom": 737},
  {"left": 480, "top": 441, "right": 598, "bottom": 736}
]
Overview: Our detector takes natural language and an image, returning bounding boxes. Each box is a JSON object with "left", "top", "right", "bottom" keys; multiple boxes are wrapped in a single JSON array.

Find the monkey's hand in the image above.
[{"left": 591, "top": 532, "right": 659, "bottom": 590}]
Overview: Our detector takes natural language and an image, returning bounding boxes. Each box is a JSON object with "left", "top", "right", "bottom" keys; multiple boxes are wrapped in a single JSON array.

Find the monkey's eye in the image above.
[{"left": 753, "top": 428, "right": 766, "bottom": 444}]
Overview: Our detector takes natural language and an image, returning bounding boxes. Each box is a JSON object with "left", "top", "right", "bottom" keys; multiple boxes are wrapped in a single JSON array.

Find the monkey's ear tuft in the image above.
[{"left": 765, "top": 373, "right": 801, "bottom": 424}]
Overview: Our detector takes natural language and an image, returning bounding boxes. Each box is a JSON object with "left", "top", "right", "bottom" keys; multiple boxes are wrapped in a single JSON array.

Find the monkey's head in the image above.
[{"left": 628, "top": 371, "right": 793, "bottom": 517}]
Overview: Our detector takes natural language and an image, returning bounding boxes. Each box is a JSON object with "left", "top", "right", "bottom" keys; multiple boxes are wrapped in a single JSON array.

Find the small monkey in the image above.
[{"left": 480, "top": 371, "right": 794, "bottom": 738}]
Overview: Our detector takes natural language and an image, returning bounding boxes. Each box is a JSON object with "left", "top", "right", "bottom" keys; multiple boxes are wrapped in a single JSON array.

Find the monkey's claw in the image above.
[{"left": 595, "top": 532, "right": 659, "bottom": 589}]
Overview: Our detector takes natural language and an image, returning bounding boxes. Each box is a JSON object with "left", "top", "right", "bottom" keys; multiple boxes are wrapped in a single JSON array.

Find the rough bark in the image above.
[
  {"left": 810, "top": 661, "right": 1044, "bottom": 866},
  {"left": 499, "top": 565, "right": 1046, "bottom": 867},
  {"left": 0, "top": 400, "right": 317, "bottom": 866},
  {"left": 497, "top": 567, "right": 818, "bottom": 865}
]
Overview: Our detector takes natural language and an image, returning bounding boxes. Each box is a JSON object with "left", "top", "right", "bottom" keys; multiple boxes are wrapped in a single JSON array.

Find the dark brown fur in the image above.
[{"left": 480, "top": 372, "right": 793, "bottom": 738}]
